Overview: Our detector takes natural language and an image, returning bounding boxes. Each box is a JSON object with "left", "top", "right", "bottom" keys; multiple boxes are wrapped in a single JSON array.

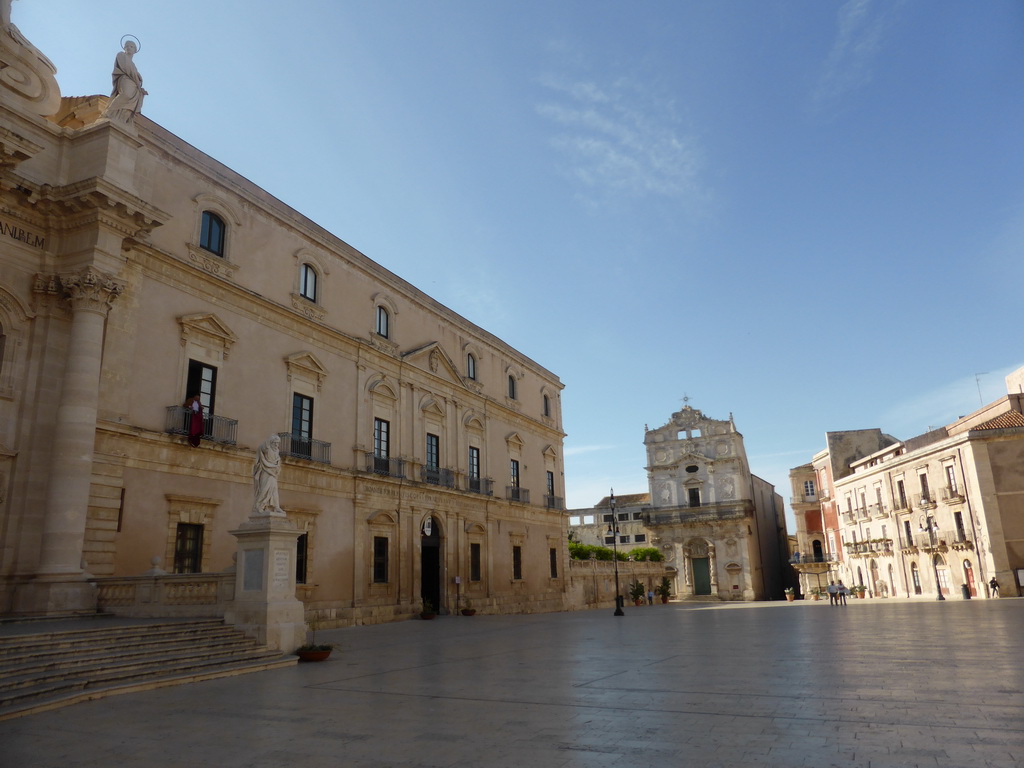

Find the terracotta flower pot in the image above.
[{"left": 296, "top": 648, "right": 332, "bottom": 662}]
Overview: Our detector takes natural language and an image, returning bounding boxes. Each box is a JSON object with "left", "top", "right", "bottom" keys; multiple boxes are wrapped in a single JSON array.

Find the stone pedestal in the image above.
[
  {"left": 224, "top": 516, "right": 305, "bottom": 653},
  {"left": 12, "top": 576, "right": 97, "bottom": 616}
]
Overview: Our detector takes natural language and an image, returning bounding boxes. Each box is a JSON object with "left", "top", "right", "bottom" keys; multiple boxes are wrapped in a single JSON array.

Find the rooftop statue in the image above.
[{"left": 103, "top": 37, "right": 146, "bottom": 125}]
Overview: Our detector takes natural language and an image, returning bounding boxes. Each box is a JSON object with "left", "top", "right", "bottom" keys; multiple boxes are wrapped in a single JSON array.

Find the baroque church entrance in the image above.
[{"left": 421, "top": 516, "right": 442, "bottom": 613}]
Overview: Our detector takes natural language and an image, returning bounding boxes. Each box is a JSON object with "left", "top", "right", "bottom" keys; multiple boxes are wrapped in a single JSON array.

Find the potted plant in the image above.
[
  {"left": 809, "top": 587, "right": 822, "bottom": 601},
  {"left": 420, "top": 599, "right": 437, "bottom": 620},
  {"left": 628, "top": 581, "right": 646, "bottom": 606},
  {"left": 295, "top": 615, "right": 334, "bottom": 662},
  {"left": 853, "top": 585, "right": 867, "bottom": 599},
  {"left": 657, "top": 576, "right": 672, "bottom": 604},
  {"left": 461, "top": 599, "right": 476, "bottom": 617},
  {"left": 784, "top": 587, "right": 796, "bottom": 602}
]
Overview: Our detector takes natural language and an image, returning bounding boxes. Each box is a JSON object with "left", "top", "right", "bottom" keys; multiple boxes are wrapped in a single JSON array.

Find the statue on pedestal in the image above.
[
  {"left": 103, "top": 37, "right": 147, "bottom": 125},
  {"left": 252, "top": 435, "right": 286, "bottom": 517}
]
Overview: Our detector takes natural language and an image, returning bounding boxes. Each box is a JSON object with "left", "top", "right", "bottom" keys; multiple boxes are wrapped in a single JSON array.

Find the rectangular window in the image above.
[
  {"left": 896, "top": 480, "right": 907, "bottom": 509},
  {"left": 632, "top": 512, "right": 643, "bottom": 520},
  {"left": 920, "top": 474, "right": 930, "bottom": 501},
  {"left": 186, "top": 359, "right": 217, "bottom": 413},
  {"left": 291, "top": 394, "right": 313, "bottom": 459},
  {"left": 635, "top": 534, "right": 646, "bottom": 543},
  {"left": 426, "top": 433, "right": 439, "bottom": 470},
  {"left": 803, "top": 479, "right": 815, "bottom": 498},
  {"left": 604, "top": 537, "right": 615, "bottom": 545},
  {"left": 619, "top": 535, "right": 631, "bottom": 544},
  {"left": 603, "top": 514, "right": 614, "bottom": 523},
  {"left": 546, "top": 471, "right": 555, "bottom": 496},
  {"left": 470, "top": 543, "right": 481, "bottom": 582},
  {"left": 688, "top": 488, "right": 701, "bottom": 507},
  {"left": 945, "top": 465, "right": 957, "bottom": 493},
  {"left": 376, "top": 306, "right": 389, "bottom": 338},
  {"left": 296, "top": 533, "right": 308, "bottom": 584},
  {"left": 512, "top": 545, "right": 522, "bottom": 580},
  {"left": 510, "top": 459, "right": 520, "bottom": 488},
  {"left": 374, "top": 418, "right": 390, "bottom": 457},
  {"left": 618, "top": 512, "right": 628, "bottom": 521},
  {"left": 373, "top": 536, "right": 389, "bottom": 583},
  {"left": 468, "top": 446, "right": 480, "bottom": 478},
  {"left": 549, "top": 548, "right": 558, "bottom": 578},
  {"left": 173, "top": 523, "right": 203, "bottom": 574},
  {"left": 903, "top": 520, "right": 913, "bottom": 546}
]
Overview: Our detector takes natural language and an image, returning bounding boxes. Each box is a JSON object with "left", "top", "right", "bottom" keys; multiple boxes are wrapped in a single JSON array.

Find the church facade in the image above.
[
  {"left": 0, "top": 12, "right": 567, "bottom": 624},
  {"left": 568, "top": 405, "right": 787, "bottom": 600}
]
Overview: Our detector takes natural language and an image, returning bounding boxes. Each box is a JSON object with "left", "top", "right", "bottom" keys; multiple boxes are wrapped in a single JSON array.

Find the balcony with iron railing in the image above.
[
  {"left": 420, "top": 466, "right": 456, "bottom": 488},
  {"left": 913, "top": 528, "right": 972, "bottom": 551},
  {"left": 789, "top": 552, "right": 839, "bottom": 565},
  {"left": 545, "top": 494, "right": 564, "bottom": 510},
  {"left": 844, "top": 539, "right": 894, "bottom": 557},
  {"left": 278, "top": 432, "right": 331, "bottom": 464},
  {"left": 939, "top": 485, "right": 965, "bottom": 504},
  {"left": 868, "top": 503, "right": 889, "bottom": 519},
  {"left": 914, "top": 492, "right": 937, "bottom": 509},
  {"left": 841, "top": 512, "right": 855, "bottom": 525},
  {"left": 856, "top": 508, "right": 871, "bottom": 521},
  {"left": 364, "top": 452, "right": 405, "bottom": 478},
  {"left": 506, "top": 486, "right": 530, "bottom": 503},
  {"left": 465, "top": 476, "right": 494, "bottom": 495},
  {"left": 165, "top": 406, "right": 238, "bottom": 445}
]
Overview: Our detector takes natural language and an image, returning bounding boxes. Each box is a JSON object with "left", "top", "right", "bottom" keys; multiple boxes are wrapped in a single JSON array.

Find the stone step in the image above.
[
  {"left": 0, "top": 654, "right": 296, "bottom": 721},
  {"left": 0, "top": 618, "right": 297, "bottom": 721}
]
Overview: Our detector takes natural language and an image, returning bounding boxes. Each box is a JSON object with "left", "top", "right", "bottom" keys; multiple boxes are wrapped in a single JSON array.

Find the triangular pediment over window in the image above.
[
  {"left": 285, "top": 351, "right": 328, "bottom": 391},
  {"left": 402, "top": 341, "right": 469, "bottom": 388},
  {"left": 178, "top": 313, "right": 238, "bottom": 358}
]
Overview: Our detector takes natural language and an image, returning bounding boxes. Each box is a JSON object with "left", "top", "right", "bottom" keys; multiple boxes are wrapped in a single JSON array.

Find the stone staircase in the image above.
[{"left": 0, "top": 617, "right": 296, "bottom": 721}]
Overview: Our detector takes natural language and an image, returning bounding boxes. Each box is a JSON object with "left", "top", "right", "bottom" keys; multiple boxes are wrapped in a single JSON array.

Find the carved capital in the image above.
[{"left": 42, "top": 267, "right": 125, "bottom": 315}]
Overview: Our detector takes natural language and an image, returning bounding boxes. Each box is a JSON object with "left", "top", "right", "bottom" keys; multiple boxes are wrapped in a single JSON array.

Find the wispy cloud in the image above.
[
  {"left": 879, "top": 364, "right": 1024, "bottom": 437},
  {"left": 563, "top": 443, "right": 615, "bottom": 458},
  {"left": 536, "top": 66, "right": 704, "bottom": 209},
  {"left": 810, "top": 0, "right": 902, "bottom": 116}
]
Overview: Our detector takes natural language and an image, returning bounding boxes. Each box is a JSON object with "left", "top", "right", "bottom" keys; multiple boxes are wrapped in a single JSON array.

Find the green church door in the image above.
[{"left": 692, "top": 557, "right": 712, "bottom": 595}]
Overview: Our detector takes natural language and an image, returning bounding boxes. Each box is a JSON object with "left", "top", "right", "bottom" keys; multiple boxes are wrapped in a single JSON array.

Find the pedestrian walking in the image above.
[
  {"left": 989, "top": 577, "right": 999, "bottom": 597},
  {"left": 827, "top": 581, "right": 838, "bottom": 606},
  {"left": 647, "top": 589, "right": 654, "bottom": 605}
]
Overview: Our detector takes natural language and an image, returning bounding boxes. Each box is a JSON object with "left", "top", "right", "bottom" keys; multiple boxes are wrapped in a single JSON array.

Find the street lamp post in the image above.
[
  {"left": 929, "top": 519, "right": 945, "bottom": 601},
  {"left": 607, "top": 489, "right": 624, "bottom": 616}
]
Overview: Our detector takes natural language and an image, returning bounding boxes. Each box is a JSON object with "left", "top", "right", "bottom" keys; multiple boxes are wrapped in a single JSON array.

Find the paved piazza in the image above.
[{"left": 3, "top": 599, "right": 1023, "bottom": 767}]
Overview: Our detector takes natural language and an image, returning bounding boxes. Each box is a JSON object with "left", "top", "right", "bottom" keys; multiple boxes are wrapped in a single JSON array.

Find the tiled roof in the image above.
[{"left": 973, "top": 411, "right": 1024, "bottom": 431}]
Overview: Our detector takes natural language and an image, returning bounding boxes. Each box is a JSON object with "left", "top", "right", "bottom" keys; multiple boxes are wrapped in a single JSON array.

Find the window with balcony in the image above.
[
  {"left": 945, "top": 464, "right": 957, "bottom": 494},
  {"left": 373, "top": 418, "right": 390, "bottom": 474},
  {"left": 291, "top": 393, "right": 314, "bottom": 459},
  {"left": 426, "top": 433, "right": 439, "bottom": 470},
  {"left": 919, "top": 474, "right": 931, "bottom": 503},
  {"left": 896, "top": 479, "right": 907, "bottom": 509},
  {"left": 510, "top": 459, "right": 520, "bottom": 488},
  {"left": 186, "top": 359, "right": 217, "bottom": 413}
]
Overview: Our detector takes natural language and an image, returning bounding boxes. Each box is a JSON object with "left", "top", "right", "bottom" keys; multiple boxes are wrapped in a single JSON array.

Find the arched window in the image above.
[
  {"left": 299, "top": 263, "right": 318, "bottom": 302},
  {"left": 376, "top": 305, "right": 389, "bottom": 338},
  {"left": 543, "top": 394, "right": 550, "bottom": 417},
  {"left": 507, "top": 375, "right": 517, "bottom": 400},
  {"left": 467, "top": 353, "right": 476, "bottom": 381},
  {"left": 199, "top": 211, "right": 226, "bottom": 257}
]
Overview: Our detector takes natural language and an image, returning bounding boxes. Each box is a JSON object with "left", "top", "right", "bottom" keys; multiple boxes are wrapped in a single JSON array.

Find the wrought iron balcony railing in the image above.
[
  {"left": 466, "top": 476, "right": 493, "bottom": 495},
  {"left": 544, "top": 494, "right": 564, "bottom": 510},
  {"left": 278, "top": 433, "right": 331, "bottom": 464},
  {"left": 421, "top": 466, "right": 455, "bottom": 488},
  {"left": 789, "top": 553, "right": 838, "bottom": 565},
  {"left": 506, "top": 486, "right": 530, "bottom": 503},
  {"left": 940, "top": 486, "right": 965, "bottom": 503},
  {"left": 365, "top": 452, "right": 405, "bottom": 478},
  {"left": 790, "top": 493, "right": 818, "bottom": 505},
  {"left": 165, "top": 406, "right": 238, "bottom": 445}
]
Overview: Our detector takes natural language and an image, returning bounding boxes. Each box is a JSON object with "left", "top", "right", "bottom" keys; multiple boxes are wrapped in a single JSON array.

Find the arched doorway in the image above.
[
  {"left": 963, "top": 559, "right": 976, "bottom": 597},
  {"left": 911, "top": 562, "right": 922, "bottom": 595},
  {"left": 420, "top": 516, "right": 443, "bottom": 613},
  {"left": 812, "top": 539, "right": 824, "bottom": 562}
]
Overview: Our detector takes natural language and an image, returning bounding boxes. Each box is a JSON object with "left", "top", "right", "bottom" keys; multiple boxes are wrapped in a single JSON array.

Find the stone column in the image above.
[{"left": 17, "top": 268, "right": 123, "bottom": 614}]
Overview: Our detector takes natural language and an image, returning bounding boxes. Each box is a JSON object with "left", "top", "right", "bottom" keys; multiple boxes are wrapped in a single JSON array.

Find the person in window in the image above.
[{"left": 184, "top": 392, "right": 203, "bottom": 447}]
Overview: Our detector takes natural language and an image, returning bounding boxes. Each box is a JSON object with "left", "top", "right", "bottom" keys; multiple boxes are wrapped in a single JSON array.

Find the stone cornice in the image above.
[
  {"left": 0, "top": 123, "right": 44, "bottom": 171},
  {"left": 33, "top": 177, "right": 168, "bottom": 240}
]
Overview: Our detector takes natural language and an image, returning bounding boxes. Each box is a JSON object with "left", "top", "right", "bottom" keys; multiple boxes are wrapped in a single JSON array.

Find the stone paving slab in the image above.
[{"left": 0, "top": 599, "right": 1021, "bottom": 767}]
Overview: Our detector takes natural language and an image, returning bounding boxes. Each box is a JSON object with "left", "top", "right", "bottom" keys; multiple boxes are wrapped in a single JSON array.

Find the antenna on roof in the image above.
[{"left": 975, "top": 372, "right": 988, "bottom": 407}]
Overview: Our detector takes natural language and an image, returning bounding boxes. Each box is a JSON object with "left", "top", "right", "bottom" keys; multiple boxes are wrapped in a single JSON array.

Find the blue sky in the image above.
[{"left": 17, "top": 1, "right": 1023, "bottom": 526}]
